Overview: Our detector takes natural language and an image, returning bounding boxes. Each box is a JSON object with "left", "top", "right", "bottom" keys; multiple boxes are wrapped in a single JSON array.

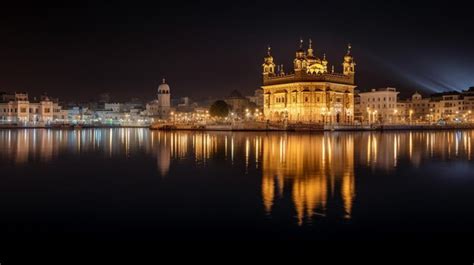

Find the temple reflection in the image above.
[
  {"left": 261, "top": 133, "right": 355, "bottom": 224},
  {"left": 0, "top": 129, "right": 473, "bottom": 225}
]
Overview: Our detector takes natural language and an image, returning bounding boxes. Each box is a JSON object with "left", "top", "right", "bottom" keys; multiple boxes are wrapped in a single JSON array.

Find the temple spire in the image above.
[
  {"left": 162, "top": 78, "right": 166, "bottom": 84},
  {"left": 347, "top": 43, "right": 352, "bottom": 55},
  {"left": 307, "top": 38, "right": 314, "bottom": 58},
  {"left": 267, "top": 45, "right": 272, "bottom": 56}
]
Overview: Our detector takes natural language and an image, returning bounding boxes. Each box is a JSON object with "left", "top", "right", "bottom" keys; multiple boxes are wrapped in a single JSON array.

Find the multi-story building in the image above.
[
  {"left": 262, "top": 40, "right": 356, "bottom": 124},
  {"left": 429, "top": 91, "right": 463, "bottom": 122},
  {"left": 0, "top": 92, "right": 63, "bottom": 125},
  {"left": 353, "top": 91, "right": 362, "bottom": 123},
  {"left": 395, "top": 101, "right": 408, "bottom": 123},
  {"left": 397, "top": 88, "right": 474, "bottom": 123},
  {"left": 462, "top": 87, "right": 474, "bottom": 122},
  {"left": 358, "top": 87, "right": 399, "bottom": 124},
  {"left": 53, "top": 101, "right": 68, "bottom": 122},
  {"left": 104, "top": 103, "right": 123, "bottom": 112},
  {"left": 146, "top": 78, "right": 171, "bottom": 120},
  {"left": 403, "top": 92, "right": 433, "bottom": 123},
  {"left": 225, "top": 90, "right": 250, "bottom": 115}
]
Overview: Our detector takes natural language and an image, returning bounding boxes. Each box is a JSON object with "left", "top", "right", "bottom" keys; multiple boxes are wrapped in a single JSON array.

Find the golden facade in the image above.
[{"left": 262, "top": 40, "right": 357, "bottom": 124}]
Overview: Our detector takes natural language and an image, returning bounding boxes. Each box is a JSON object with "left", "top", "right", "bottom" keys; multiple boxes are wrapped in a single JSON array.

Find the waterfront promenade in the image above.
[
  {"left": 2, "top": 122, "right": 474, "bottom": 132},
  {"left": 149, "top": 122, "right": 474, "bottom": 132}
]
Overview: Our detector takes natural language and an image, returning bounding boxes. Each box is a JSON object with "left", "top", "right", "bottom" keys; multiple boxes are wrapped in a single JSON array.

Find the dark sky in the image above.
[{"left": 1, "top": 0, "right": 473, "bottom": 102}]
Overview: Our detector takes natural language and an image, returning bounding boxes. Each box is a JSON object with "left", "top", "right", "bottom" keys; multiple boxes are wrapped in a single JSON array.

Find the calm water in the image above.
[{"left": 0, "top": 128, "right": 473, "bottom": 240}]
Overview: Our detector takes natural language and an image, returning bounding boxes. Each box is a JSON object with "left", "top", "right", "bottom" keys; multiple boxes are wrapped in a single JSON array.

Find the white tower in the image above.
[{"left": 157, "top": 78, "right": 171, "bottom": 119}]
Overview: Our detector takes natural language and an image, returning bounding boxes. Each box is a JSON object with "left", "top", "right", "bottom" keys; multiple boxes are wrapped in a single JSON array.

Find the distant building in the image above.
[
  {"left": 146, "top": 78, "right": 172, "bottom": 120},
  {"left": 0, "top": 92, "right": 64, "bottom": 125},
  {"left": 67, "top": 106, "right": 90, "bottom": 124},
  {"left": 358, "top": 87, "right": 399, "bottom": 124},
  {"left": 394, "top": 88, "right": 474, "bottom": 123},
  {"left": 402, "top": 92, "right": 433, "bottom": 122},
  {"left": 463, "top": 87, "right": 474, "bottom": 118},
  {"left": 104, "top": 103, "right": 122, "bottom": 112},
  {"left": 429, "top": 91, "right": 464, "bottom": 122},
  {"left": 225, "top": 90, "right": 250, "bottom": 114},
  {"left": 175, "top": 97, "right": 197, "bottom": 112},
  {"left": 247, "top": 89, "right": 264, "bottom": 108},
  {"left": 353, "top": 90, "right": 362, "bottom": 123},
  {"left": 178, "top": 97, "right": 190, "bottom": 107}
]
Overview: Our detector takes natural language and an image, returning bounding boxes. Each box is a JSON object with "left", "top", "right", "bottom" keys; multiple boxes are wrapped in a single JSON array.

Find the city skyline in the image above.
[
  {"left": 1, "top": 1, "right": 473, "bottom": 102},
  {"left": 1, "top": 1, "right": 474, "bottom": 252}
]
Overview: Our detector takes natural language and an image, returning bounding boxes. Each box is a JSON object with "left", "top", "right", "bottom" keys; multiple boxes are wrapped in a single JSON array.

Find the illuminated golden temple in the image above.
[{"left": 262, "top": 39, "right": 356, "bottom": 124}]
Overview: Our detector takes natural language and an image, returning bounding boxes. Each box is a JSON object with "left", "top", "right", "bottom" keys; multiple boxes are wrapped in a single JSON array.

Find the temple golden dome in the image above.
[
  {"left": 344, "top": 44, "right": 353, "bottom": 62},
  {"left": 322, "top": 53, "right": 328, "bottom": 66},
  {"left": 264, "top": 46, "right": 274, "bottom": 63}
]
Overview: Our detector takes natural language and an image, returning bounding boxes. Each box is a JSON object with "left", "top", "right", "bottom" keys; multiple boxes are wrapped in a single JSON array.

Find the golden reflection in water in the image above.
[
  {"left": 262, "top": 134, "right": 355, "bottom": 224},
  {"left": 354, "top": 131, "right": 473, "bottom": 170},
  {"left": 1, "top": 129, "right": 474, "bottom": 224}
]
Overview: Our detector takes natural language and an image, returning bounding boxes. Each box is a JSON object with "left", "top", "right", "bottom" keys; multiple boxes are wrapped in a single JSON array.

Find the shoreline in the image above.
[
  {"left": 0, "top": 125, "right": 150, "bottom": 130},
  {"left": 2, "top": 124, "right": 474, "bottom": 132}
]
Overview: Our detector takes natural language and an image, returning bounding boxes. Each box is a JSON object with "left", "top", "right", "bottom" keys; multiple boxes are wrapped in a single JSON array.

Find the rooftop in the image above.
[
  {"left": 263, "top": 72, "right": 355, "bottom": 86},
  {"left": 361, "top": 87, "right": 398, "bottom": 93}
]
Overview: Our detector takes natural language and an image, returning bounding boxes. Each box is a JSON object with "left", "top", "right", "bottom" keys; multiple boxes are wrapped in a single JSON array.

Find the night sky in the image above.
[{"left": 1, "top": 0, "right": 473, "bottom": 102}]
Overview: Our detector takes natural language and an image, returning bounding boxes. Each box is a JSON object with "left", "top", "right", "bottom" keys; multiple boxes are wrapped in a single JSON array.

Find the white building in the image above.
[
  {"left": 358, "top": 87, "right": 399, "bottom": 124},
  {"left": 146, "top": 78, "right": 171, "bottom": 120},
  {"left": 104, "top": 103, "right": 122, "bottom": 112},
  {"left": 0, "top": 92, "right": 63, "bottom": 125}
]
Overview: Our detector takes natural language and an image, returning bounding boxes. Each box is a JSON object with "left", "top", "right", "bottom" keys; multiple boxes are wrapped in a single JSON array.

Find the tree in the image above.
[{"left": 209, "top": 100, "right": 230, "bottom": 118}]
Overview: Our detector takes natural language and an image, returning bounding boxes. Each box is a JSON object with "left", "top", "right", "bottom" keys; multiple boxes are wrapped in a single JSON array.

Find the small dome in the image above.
[
  {"left": 158, "top": 78, "right": 170, "bottom": 93},
  {"left": 412, "top": 92, "right": 422, "bottom": 100},
  {"left": 264, "top": 46, "right": 274, "bottom": 63},
  {"left": 264, "top": 54, "right": 274, "bottom": 64},
  {"left": 344, "top": 54, "right": 353, "bottom": 62},
  {"left": 322, "top": 54, "right": 328, "bottom": 65}
]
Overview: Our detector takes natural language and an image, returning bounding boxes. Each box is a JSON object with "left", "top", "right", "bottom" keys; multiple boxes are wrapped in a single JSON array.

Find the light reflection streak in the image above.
[{"left": 0, "top": 129, "right": 472, "bottom": 225}]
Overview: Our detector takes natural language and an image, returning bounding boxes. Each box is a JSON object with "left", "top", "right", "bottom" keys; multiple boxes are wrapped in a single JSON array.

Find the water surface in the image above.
[{"left": 0, "top": 129, "right": 473, "bottom": 240}]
